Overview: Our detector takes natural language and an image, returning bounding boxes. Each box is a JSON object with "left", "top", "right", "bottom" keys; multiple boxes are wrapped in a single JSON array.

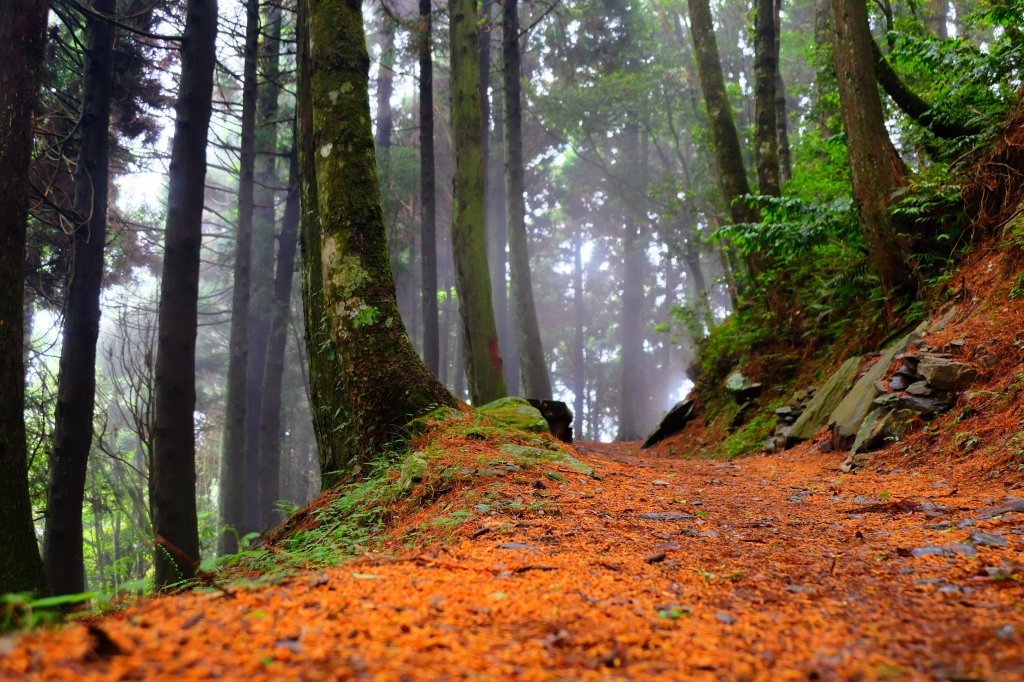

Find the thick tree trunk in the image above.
[
  {"left": 830, "top": 0, "right": 916, "bottom": 299},
  {"left": 296, "top": 0, "right": 351, "bottom": 486},
  {"left": 0, "top": 0, "right": 49, "bottom": 597},
  {"left": 44, "top": 0, "right": 116, "bottom": 597},
  {"left": 687, "top": 0, "right": 762, "bottom": 278},
  {"left": 305, "top": 0, "right": 458, "bottom": 464},
  {"left": 245, "top": 4, "right": 283, "bottom": 531},
  {"left": 450, "top": 0, "right": 507, "bottom": 405},
  {"left": 374, "top": 23, "right": 395, "bottom": 154},
  {"left": 418, "top": 0, "right": 440, "bottom": 375},
  {"left": 219, "top": 0, "right": 259, "bottom": 556},
  {"left": 151, "top": 0, "right": 218, "bottom": 588},
  {"left": 753, "top": 0, "right": 781, "bottom": 197},
  {"left": 258, "top": 144, "right": 300, "bottom": 528},
  {"left": 924, "top": 0, "right": 948, "bottom": 38},
  {"left": 503, "top": 0, "right": 552, "bottom": 401},
  {"left": 775, "top": 0, "right": 792, "bottom": 183}
]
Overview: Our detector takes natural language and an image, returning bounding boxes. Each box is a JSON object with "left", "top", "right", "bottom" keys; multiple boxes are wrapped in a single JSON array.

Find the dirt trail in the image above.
[{"left": 3, "top": 442, "right": 1023, "bottom": 681}]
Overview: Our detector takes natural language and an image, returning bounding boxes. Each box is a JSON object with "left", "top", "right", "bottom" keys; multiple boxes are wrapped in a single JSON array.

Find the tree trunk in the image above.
[
  {"left": 258, "top": 143, "right": 300, "bottom": 528},
  {"left": 305, "top": 0, "right": 458, "bottom": 465},
  {"left": 686, "top": 0, "right": 762, "bottom": 277},
  {"left": 44, "top": 0, "right": 117, "bottom": 597},
  {"left": 503, "top": 0, "right": 552, "bottom": 401},
  {"left": 374, "top": 23, "right": 395, "bottom": 154},
  {"left": 774, "top": 0, "right": 792, "bottom": 183},
  {"left": 572, "top": 230, "right": 585, "bottom": 441},
  {"left": 924, "top": 0, "right": 948, "bottom": 38},
  {"left": 753, "top": 0, "right": 781, "bottom": 197},
  {"left": 245, "top": 4, "right": 283, "bottom": 531},
  {"left": 151, "top": 0, "right": 218, "bottom": 588},
  {"left": 419, "top": 0, "right": 440, "bottom": 375},
  {"left": 0, "top": 0, "right": 49, "bottom": 597},
  {"left": 830, "top": 0, "right": 916, "bottom": 299},
  {"left": 450, "top": 0, "right": 507, "bottom": 405},
  {"left": 296, "top": 0, "right": 351, "bottom": 486},
  {"left": 219, "top": 0, "right": 259, "bottom": 556}
]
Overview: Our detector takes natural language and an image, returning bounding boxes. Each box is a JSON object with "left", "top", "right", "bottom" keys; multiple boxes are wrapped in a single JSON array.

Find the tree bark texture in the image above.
[
  {"left": 296, "top": 0, "right": 352, "bottom": 486},
  {"left": 924, "top": 0, "right": 948, "bottom": 38},
  {"left": 503, "top": 0, "right": 551, "bottom": 400},
  {"left": 151, "top": 0, "right": 218, "bottom": 588},
  {"left": 450, "top": 0, "right": 507, "bottom": 405},
  {"left": 219, "top": 0, "right": 259, "bottom": 556},
  {"left": 258, "top": 143, "right": 300, "bottom": 527},
  {"left": 306, "top": 0, "right": 458, "bottom": 464},
  {"left": 0, "top": 0, "right": 49, "bottom": 596},
  {"left": 374, "top": 23, "right": 396, "bottom": 154},
  {"left": 572, "top": 231, "right": 586, "bottom": 441},
  {"left": 775, "top": 0, "right": 792, "bottom": 183},
  {"left": 43, "top": 0, "right": 116, "bottom": 596},
  {"left": 245, "top": 3, "right": 283, "bottom": 532},
  {"left": 830, "top": 0, "right": 915, "bottom": 299},
  {"left": 686, "top": 0, "right": 762, "bottom": 278},
  {"left": 419, "top": 0, "right": 440, "bottom": 376},
  {"left": 753, "top": 0, "right": 781, "bottom": 197}
]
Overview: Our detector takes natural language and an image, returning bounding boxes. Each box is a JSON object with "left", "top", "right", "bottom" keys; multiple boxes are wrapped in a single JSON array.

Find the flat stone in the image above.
[
  {"left": 715, "top": 612, "right": 736, "bottom": 624},
  {"left": 641, "top": 399, "right": 696, "bottom": 449},
  {"left": 787, "top": 357, "right": 862, "bottom": 444},
  {"left": 910, "top": 544, "right": 978, "bottom": 557},
  {"left": 479, "top": 397, "right": 550, "bottom": 434},
  {"left": 637, "top": 512, "right": 695, "bottom": 521},
  {"left": 842, "top": 408, "right": 916, "bottom": 471},
  {"left": 917, "top": 356, "right": 978, "bottom": 392},
  {"left": 906, "top": 381, "right": 934, "bottom": 396},
  {"left": 497, "top": 542, "right": 538, "bottom": 550},
  {"left": 891, "top": 394, "right": 953, "bottom": 418},
  {"left": 969, "top": 532, "right": 1008, "bottom": 547},
  {"left": 978, "top": 498, "right": 1024, "bottom": 519},
  {"left": 829, "top": 322, "right": 928, "bottom": 449}
]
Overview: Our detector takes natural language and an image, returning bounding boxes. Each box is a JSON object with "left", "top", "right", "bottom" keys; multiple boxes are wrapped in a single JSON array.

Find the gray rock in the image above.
[
  {"left": 841, "top": 408, "right": 917, "bottom": 471},
  {"left": 715, "top": 612, "right": 736, "bottom": 624},
  {"left": 969, "top": 532, "right": 1008, "bottom": 547},
  {"left": 906, "top": 381, "right": 934, "bottom": 396},
  {"left": 910, "top": 544, "right": 978, "bottom": 557},
  {"left": 829, "top": 322, "right": 928, "bottom": 449},
  {"left": 956, "top": 518, "right": 977, "bottom": 529},
  {"left": 891, "top": 394, "right": 953, "bottom": 418},
  {"left": 725, "top": 371, "right": 762, "bottom": 402},
  {"left": 887, "top": 374, "right": 912, "bottom": 391},
  {"left": 637, "top": 512, "right": 695, "bottom": 521},
  {"left": 642, "top": 398, "right": 696, "bottom": 449},
  {"left": 787, "top": 357, "right": 862, "bottom": 444},
  {"left": 978, "top": 498, "right": 1024, "bottom": 519},
  {"left": 917, "top": 356, "right": 978, "bottom": 392}
]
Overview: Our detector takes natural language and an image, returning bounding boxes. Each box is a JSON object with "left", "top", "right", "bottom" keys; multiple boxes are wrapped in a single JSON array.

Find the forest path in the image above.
[{"left": 4, "top": 443, "right": 1024, "bottom": 681}]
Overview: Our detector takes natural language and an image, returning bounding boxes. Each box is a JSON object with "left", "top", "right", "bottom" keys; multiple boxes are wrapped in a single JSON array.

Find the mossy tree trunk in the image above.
[
  {"left": 44, "top": 0, "right": 116, "bottom": 596},
  {"left": 305, "top": 0, "right": 458, "bottom": 466},
  {"left": 450, "top": 0, "right": 507, "bottom": 405},
  {"left": 151, "top": 0, "right": 218, "bottom": 588},
  {"left": 0, "top": 0, "right": 49, "bottom": 597},
  {"left": 296, "top": 0, "right": 354, "bottom": 486},
  {"left": 219, "top": 0, "right": 259, "bottom": 556},
  {"left": 503, "top": 0, "right": 552, "bottom": 401},
  {"left": 830, "top": 0, "right": 916, "bottom": 300},
  {"left": 753, "top": 0, "right": 781, "bottom": 197}
]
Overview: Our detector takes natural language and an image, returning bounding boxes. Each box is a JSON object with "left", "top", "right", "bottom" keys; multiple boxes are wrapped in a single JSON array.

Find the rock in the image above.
[
  {"left": 497, "top": 542, "right": 538, "bottom": 550},
  {"left": 996, "top": 625, "right": 1016, "bottom": 641},
  {"left": 645, "top": 552, "right": 667, "bottom": 564},
  {"left": 969, "top": 532, "right": 1008, "bottom": 547},
  {"left": 775, "top": 406, "right": 794, "bottom": 417},
  {"left": 910, "top": 544, "right": 977, "bottom": 557},
  {"left": 906, "top": 381, "right": 934, "bottom": 396},
  {"left": 787, "top": 357, "right": 862, "bottom": 445},
  {"left": 526, "top": 398, "right": 573, "bottom": 443},
  {"left": 841, "top": 409, "right": 916, "bottom": 471},
  {"left": 479, "top": 397, "right": 550, "bottom": 434},
  {"left": 637, "top": 512, "right": 695, "bottom": 521},
  {"left": 956, "top": 518, "right": 977, "bottom": 529},
  {"left": 891, "top": 394, "right": 953, "bottom": 418},
  {"left": 652, "top": 480, "right": 670, "bottom": 486},
  {"left": 641, "top": 399, "right": 696, "bottom": 449},
  {"left": 828, "top": 323, "right": 928, "bottom": 450},
  {"left": 699, "top": 531, "right": 720, "bottom": 538},
  {"left": 715, "top": 612, "right": 736, "bottom": 625},
  {"left": 917, "top": 356, "right": 978, "bottom": 392},
  {"left": 725, "top": 371, "right": 763, "bottom": 402},
  {"left": 887, "top": 373, "right": 912, "bottom": 391},
  {"left": 978, "top": 498, "right": 1024, "bottom": 519}
]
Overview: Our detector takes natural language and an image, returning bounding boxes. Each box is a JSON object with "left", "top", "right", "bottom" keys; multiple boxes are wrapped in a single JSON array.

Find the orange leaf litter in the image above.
[{"left": 3, "top": 435, "right": 1023, "bottom": 681}]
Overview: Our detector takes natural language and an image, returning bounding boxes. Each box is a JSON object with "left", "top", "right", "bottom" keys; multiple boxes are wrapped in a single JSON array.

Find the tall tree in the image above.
[
  {"left": 296, "top": 0, "right": 351, "bottom": 485},
  {"left": 245, "top": 3, "right": 283, "bottom": 531},
  {"left": 44, "top": 0, "right": 117, "bottom": 597},
  {"left": 503, "top": 0, "right": 552, "bottom": 400},
  {"left": 686, "top": 0, "right": 761, "bottom": 276},
  {"left": 0, "top": 0, "right": 49, "bottom": 596},
  {"left": 219, "top": 0, "right": 259, "bottom": 555},
  {"left": 419, "top": 0, "right": 440, "bottom": 376},
  {"left": 450, "top": 0, "right": 507, "bottom": 404},
  {"left": 830, "top": 0, "right": 915, "bottom": 299},
  {"left": 258, "top": 143, "right": 300, "bottom": 527},
  {"left": 304, "top": 0, "right": 458, "bottom": 463},
  {"left": 753, "top": 0, "right": 781, "bottom": 197},
  {"left": 151, "top": 0, "right": 218, "bottom": 588}
]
